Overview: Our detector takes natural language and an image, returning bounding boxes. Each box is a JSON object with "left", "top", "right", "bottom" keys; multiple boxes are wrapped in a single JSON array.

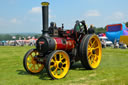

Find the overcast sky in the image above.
[{"left": 0, "top": 0, "right": 128, "bottom": 33}]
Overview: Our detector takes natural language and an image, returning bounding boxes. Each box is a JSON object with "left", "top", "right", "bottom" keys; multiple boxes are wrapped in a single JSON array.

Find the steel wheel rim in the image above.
[
  {"left": 27, "top": 50, "right": 44, "bottom": 73},
  {"left": 87, "top": 35, "right": 102, "bottom": 68},
  {"left": 49, "top": 51, "right": 70, "bottom": 79}
]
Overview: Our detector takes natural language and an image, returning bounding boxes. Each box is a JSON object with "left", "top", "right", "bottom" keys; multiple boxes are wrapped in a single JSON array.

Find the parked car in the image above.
[{"left": 99, "top": 37, "right": 113, "bottom": 47}]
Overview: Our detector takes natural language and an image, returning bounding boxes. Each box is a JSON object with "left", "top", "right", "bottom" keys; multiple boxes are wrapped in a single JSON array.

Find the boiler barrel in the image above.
[
  {"left": 53, "top": 38, "right": 75, "bottom": 51},
  {"left": 36, "top": 37, "right": 75, "bottom": 53}
]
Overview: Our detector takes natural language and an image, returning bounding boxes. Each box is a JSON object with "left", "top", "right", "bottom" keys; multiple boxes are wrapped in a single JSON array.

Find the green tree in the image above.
[
  {"left": 125, "top": 22, "right": 128, "bottom": 27},
  {"left": 34, "top": 34, "right": 41, "bottom": 38},
  {"left": 0, "top": 34, "right": 12, "bottom": 41},
  {"left": 95, "top": 27, "right": 106, "bottom": 34}
]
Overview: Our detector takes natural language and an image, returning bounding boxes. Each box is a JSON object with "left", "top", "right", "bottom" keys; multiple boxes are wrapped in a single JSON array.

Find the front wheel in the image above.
[
  {"left": 46, "top": 50, "right": 70, "bottom": 79},
  {"left": 23, "top": 49, "right": 44, "bottom": 74}
]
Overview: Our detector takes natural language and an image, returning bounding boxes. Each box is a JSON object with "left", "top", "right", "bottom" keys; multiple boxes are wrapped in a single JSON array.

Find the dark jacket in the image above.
[{"left": 88, "top": 27, "right": 95, "bottom": 34}]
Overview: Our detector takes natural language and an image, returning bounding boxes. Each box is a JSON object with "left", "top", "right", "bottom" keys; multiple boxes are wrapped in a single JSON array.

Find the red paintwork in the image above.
[
  {"left": 39, "top": 41, "right": 45, "bottom": 44},
  {"left": 53, "top": 37, "right": 75, "bottom": 51}
]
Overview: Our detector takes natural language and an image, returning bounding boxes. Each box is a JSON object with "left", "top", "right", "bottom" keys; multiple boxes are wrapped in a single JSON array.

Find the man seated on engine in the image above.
[{"left": 48, "top": 22, "right": 58, "bottom": 36}]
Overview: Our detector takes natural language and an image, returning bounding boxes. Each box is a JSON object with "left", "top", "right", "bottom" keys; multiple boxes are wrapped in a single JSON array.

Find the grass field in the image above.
[{"left": 0, "top": 46, "right": 128, "bottom": 85}]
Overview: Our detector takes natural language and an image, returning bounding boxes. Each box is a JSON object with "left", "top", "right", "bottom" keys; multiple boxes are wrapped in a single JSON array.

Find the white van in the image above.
[{"left": 99, "top": 37, "right": 113, "bottom": 46}]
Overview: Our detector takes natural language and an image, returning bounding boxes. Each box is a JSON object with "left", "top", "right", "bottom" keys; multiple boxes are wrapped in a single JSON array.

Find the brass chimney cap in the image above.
[{"left": 41, "top": 2, "right": 49, "bottom": 6}]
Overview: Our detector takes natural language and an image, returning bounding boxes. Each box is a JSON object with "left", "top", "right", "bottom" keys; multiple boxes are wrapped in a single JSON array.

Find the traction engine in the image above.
[{"left": 23, "top": 2, "right": 102, "bottom": 79}]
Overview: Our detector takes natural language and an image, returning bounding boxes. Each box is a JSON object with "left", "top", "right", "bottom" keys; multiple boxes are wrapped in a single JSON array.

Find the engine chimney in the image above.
[{"left": 41, "top": 2, "right": 49, "bottom": 37}]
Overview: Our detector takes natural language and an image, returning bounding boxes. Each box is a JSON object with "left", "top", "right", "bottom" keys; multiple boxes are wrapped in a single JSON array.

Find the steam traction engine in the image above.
[{"left": 23, "top": 2, "right": 102, "bottom": 79}]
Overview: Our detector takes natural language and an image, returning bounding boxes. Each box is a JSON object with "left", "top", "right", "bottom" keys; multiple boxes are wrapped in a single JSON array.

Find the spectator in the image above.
[
  {"left": 88, "top": 24, "right": 95, "bottom": 34},
  {"left": 101, "top": 39, "right": 106, "bottom": 48},
  {"left": 114, "top": 39, "right": 119, "bottom": 48}
]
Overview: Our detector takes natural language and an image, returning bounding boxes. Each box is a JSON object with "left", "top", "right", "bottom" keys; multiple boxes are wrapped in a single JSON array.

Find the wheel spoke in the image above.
[
  {"left": 27, "top": 57, "right": 32, "bottom": 63},
  {"left": 50, "top": 65, "right": 55, "bottom": 69},
  {"left": 94, "top": 54, "right": 98, "bottom": 62},
  {"left": 54, "top": 55, "right": 57, "bottom": 61},
  {"left": 91, "top": 58, "right": 94, "bottom": 64},
  {"left": 33, "top": 64, "right": 36, "bottom": 70},
  {"left": 62, "top": 60, "right": 66, "bottom": 65},
  {"left": 27, "top": 57, "right": 30, "bottom": 61},
  {"left": 89, "top": 55, "right": 94, "bottom": 64},
  {"left": 60, "top": 54, "right": 64, "bottom": 62},
  {"left": 32, "top": 64, "right": 34, "bottom": 68},
  {"left": 89, "top": 40, "right": 93, "bottom": 47},
  {"left": 30, "top": 54, "right": 34, "bottom": 59},
  {"left": 30, "top": 63, "right": 37, "bottom": 71},
  {"left": 29, "top": 64, "right": 34, "bottom": 71},
  {"left": 61, "top": 66, "right": 64, "bottom": 69},
  {"left": 61, "top": 58, "right": 64, "bottom": 62},
  {"left": 88, "top": 46, "right": 91, "bottom": 52},
  {"left": 27, "top": 61, "right": 32, "bottom": 65},
  {"left": 91, "top": 39, "right": 96, "bottom": 48},
  {"left": 51, "top": 58, "right": 55, "bottom": 62},
  {"left": 88, "top": 43, "right": 91, "bottom": 49},
  {"left": 88, "top": 52, "right": 92, "bottom": 59},
  {"left": 94, "top": 46, "right": 99, "bottom": 50},
  {"left": 52, "top": 68, "right": 58, "bottom": 75},
  {"left": 92, "top": 54, "right": 98, "bottom": 64},
  {"left": 92, "top": 55, "right": 96, "bottom": 64},
  {"left": 60, "top": 68, "right": 63, "bottom": 74},
  {"left": 51, "top": 58, "right": 57, "bottom": 67},
  {"left": 37, "top": 64, "right": 41, "bottom": 68},
  {"left": 58, "top": 54, "right": 62, "bottom": 61},
  {"left": 50, "top": 65, "right": 53, "bottom": 69}
]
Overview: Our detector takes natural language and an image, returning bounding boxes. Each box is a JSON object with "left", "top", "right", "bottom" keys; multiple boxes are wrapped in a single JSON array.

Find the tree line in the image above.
[
  {"left": 0, "top": 33, "right": 41, "bottom": 41},
  {"left": 0, "top": 22, "right": 128, "bottom": 41}
]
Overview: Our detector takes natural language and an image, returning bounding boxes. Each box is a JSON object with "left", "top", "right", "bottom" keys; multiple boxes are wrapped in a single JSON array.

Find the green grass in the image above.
[{"left": 0, "top": 46, "right": 128, "bottom": 85}]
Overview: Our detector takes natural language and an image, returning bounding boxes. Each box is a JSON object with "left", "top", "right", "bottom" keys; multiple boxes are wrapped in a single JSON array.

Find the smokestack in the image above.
[{"left": 41, "top": 2, "right": 49, "bottom": 37}]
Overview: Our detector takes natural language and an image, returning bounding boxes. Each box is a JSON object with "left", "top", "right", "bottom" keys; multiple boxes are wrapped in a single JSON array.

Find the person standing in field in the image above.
[{"left": 88, "top": 24, "right": 95, "bottom": 34}]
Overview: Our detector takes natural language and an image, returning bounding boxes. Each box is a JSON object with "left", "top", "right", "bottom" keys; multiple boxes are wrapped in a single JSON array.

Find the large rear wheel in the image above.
[
  {"left": 46, "top": 50, "right": 70, "bottom": 79},
  {"left": 79, "top": 34, "right": 102, "bottom": 69},
  {"left": 23, "top": 49, "right": 44, "bottom": 74}
]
